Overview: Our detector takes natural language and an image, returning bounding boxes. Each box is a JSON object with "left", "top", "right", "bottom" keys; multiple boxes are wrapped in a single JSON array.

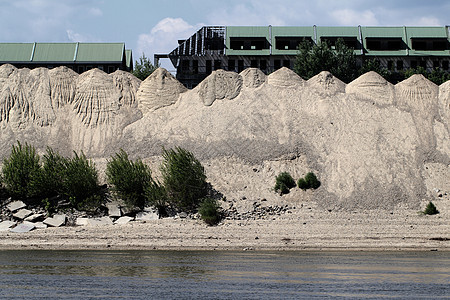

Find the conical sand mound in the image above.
[
  {"left": 240, "top": 68, "right": 266, "bottom": 88},
  {"left": 49, "top": 66, "right": 78, "bottom": 109},
  {"left": 73, "top": 68, "right": 120, "bottom": 127},
  {"left": 0, "top": 64, "right": 16, "bottom": 81},
  {"left": 112, "top": 70, "right": 141, "bottom": 107},
  {"left": 306, "top": 71, "right": 345, "bottom": 96},
  {"left": 136, "top": 68, "right": 186, "bottom": 113},
  {"left": 267, "top": 67, "right": 304, "bottom": 87},
  {"left": 28, "top": 68, "right": 55, "bottom": 126},
  {"left": 395, "top": 74, "right": 438, "bottom": 114},
  {"left": 197, "top": 69, "right": 242, "bottom": 106},
  {"left": 346, "top": 71, "right": 394, "bottom": 106},
  {"left": 0, "top": 67, "right": 55, "bottom": 128}
]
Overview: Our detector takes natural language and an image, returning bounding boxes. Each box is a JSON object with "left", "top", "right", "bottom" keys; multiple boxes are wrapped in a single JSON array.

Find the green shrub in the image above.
[
  {"left": 161, "top": 147, "right": 207, "bottom": 210},
  {"left": 106, "top": 149, "right": 152, "bottom": 209},
  {"left": 30, "top": 147, "right": 67, "bottom": 199},
  {"left": 423, "top": 201, "right": 439, "bottom": 215},
  {"left": 275, "top": 172, "right": 297, "bottom": 195},
  {"left": 297, "top": 178, "right": 309, "bottom": 191},
  {"left": 2, "top": 141, "right": 41, "bottom": 199},
  {"left": 145, "top": 178, "right": 168, "bottom": 214},
  {"left": 297, "top": 172, "right": 321, "bottom": 191},
  {"left": 199, "top": 198, "right": 221, "bottom": 225},
  {"left": 63, "top": 151, "right": 100, "bottom": 209},
  {"left": 304, "top": 172, "right": 321, "bottom": 189}
]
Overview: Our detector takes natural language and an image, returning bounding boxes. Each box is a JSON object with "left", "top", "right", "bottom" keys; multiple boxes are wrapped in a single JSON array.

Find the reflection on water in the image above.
[{"left": 0, "top": 250, "right": 448, "bottom": 299}]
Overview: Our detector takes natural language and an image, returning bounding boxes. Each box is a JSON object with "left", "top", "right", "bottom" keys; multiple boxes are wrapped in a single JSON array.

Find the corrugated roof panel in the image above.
[
  {"left": 32, "top": 43, "right": 77, "bottom": 62},
  {"left": 0, "top": 43, "right": 34, "bottom": 62},
  {"left": 226, "top": 26, "right": 270, "bottom": 37},
  {"left": 361, "top": 26, "right": 406, "bottom": 38},
  {"left": 76, "top": 43, "right": 124, "bottom": 62},
  {"left": 316, "top": 26, "right": 359, "bottom": 37},
  {"left": 271, "top": 26, "right": 314, "bottom": 37},
  {"left": 406, "top": 27, "right": 448, "bottom": 38}
]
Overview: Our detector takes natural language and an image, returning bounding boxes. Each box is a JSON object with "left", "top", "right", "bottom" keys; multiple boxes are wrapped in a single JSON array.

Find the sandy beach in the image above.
[{"left": 1, "top": 198, "right": 448, "bottom": 251}]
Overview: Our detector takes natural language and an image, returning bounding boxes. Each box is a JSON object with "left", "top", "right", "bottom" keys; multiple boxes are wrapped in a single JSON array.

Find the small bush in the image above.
[
  {"left": 199, "top": 198, "right": 221, "bottom": 225},
  {"left": 2, "top": 141, "right": 41, "bottom": 199},
  {"left": 297, "top": 178, "right": 309, "bottom": 191},
  {"left": 304, "top": 172, "right": 321, "bottom": 189},
  {"left": 274, "top": 172, "right": 296, "bottom": 195},
  {"left": 63, "top": 151, "right": 100, "bottom": 209},
  {"left": 161, "top": 147, "right": 207, "bottom": 210},
  {"left": 30, "top": 147, "right": 67, "bottom": 199},
  {"left": 297, "top": 172, "right": 321, "bottom": 191},
  {"left": 423, "top": 201, "right": 439, "bottom": 215},
  {"left": 106, "top": 149, "right": 152, "bottom": 209},
  {"left": 145, "top": 178, "right": 168, "bottom": 214}
]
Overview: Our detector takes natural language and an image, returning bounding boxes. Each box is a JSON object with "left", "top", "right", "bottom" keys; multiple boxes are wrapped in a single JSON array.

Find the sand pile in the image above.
[
  {"left": 137, "top": 68, "right": 186, "bottom": 113},
  {"left": 240, "top": 68, "right": 266, "bottom": 88},
  {"left": 197, "top": 69, "right": 242, "bottom": 106},
  {"left": 0, "top": 66, "right": 448, "bottom": 211},
  {"left": 267, "top": 67, "right": 304, "bottom": 87},
  {"left": 346, "top": 71, "right": 394, "bottom": 106},
  {"left": 49, "top": 67, "right": 78, "bottom": 109},
  {"left": 112, "top": 70, "right": 141, "bottom": 107}
]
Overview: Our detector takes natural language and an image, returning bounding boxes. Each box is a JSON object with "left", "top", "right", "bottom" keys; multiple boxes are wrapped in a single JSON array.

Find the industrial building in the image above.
[
  {"left": 157, "top": 26, "right": 450, "bottom": 88},
  {"left": 0, "top": 42, "right": 133, "bottom": 73}
]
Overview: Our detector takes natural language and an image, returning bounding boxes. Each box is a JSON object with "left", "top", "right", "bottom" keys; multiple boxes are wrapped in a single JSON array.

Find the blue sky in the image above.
[{"left": 0, "top": 0, "right": 448, "bottom": 71}]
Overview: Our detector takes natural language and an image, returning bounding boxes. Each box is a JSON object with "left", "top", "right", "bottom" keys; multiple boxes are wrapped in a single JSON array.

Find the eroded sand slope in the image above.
[{"left": 0, "top": 65, "right": 448, "bottom": 211}]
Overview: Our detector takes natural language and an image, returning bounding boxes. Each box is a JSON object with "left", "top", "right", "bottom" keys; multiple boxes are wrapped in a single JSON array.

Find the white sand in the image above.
[{"left": 0, "top": 65, "right": 448, "bottom": 250}]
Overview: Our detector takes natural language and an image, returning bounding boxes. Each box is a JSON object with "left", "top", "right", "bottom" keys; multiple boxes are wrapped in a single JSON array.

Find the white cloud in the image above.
[
  {"left": 88, "top": 7, "right": 103, "bottom": 17},
  {"left": 412, "top": 16, "right": 442, "bottom": 26},
  {"left": 330, "top": 9, "right": 379, "bottom": 26},
  {"left": 136, "top": 17, "right": 204, "bottom": 71},
  {"left": 66, "top": 30, "right": 98, "bottom": 42}
]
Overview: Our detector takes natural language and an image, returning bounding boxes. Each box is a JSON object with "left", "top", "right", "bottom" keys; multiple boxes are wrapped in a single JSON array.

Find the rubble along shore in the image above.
[{"left": 0, "top": 201, "right": 448, "bottom": 251}]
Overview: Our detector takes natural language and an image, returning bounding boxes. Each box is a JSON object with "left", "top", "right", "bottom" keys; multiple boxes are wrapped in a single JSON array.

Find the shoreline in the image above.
[{"left": 1, "top": 206, "right": 449, "bottom": 251}]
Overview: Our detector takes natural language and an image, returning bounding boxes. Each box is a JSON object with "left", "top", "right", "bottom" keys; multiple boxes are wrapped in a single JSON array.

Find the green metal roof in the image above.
[
  {"left": 271, "top": 26, "right": 314, "bottom": 37},
  {"left": 227, "top": 26, "right": 270, "bottom": 37},
  {"left": 32, "top": 43, "right": 76, "bottom": 62},
  {"left": 0, "top": 43, "right": 34, "bottom": 62},
  {"left": 125, "top": 49, "right": 132, "bottom": 69},
  {"left": 405, "top": 27, "right": 448, "bottom": 38},
  {"left": 360, "top": 26, "right": 406, "bottom": 38},
  {"left": 76, "top": 43, "right": 124, "bottom": 62},
  {"left": 0, "top": 42, "right": 127, "bottom": 63},
  {"left": 316, "top": 26, "right": 359, "bottom": 37}
]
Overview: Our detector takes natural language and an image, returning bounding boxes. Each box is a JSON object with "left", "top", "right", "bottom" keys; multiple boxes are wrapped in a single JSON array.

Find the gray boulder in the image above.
[
  {"left": 10, "top": 222, "right": 35, "bottom": 233},
  {"left": 7, "top": 201, "right": 26, "bottom": 212},
  {"left": 86, "top": 216, "right": 113, "bottom": 226},
  {"left": 114, "top": 216, "right": 134, "bottom": 225},
  {"left": 107, "top": 204, "right": 122, "bottom": 217},
  {"left": 0, "top": 220, "right": 16, "bottom": 231},
  {"left": 43, "top": 214, "right": 66, "bottom": 227},
  {"left": 24, "top": 213, "right": 44, "bottom": 222},
  {"left": 13, "top": 209, "right": 33, "bottom": 220},
  {"left": 136, "top": 211, "right": 159, "bottom": 222}
]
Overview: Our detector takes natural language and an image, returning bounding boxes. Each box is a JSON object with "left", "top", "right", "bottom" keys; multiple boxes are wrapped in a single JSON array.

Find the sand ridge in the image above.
[{"left": 0, "top": 65, "right": 448, "bottom": 212}]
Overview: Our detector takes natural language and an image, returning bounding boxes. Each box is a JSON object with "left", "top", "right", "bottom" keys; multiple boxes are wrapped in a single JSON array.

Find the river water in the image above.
[{"left": 0, "top": 250, "right": 448, "bottom": 299}]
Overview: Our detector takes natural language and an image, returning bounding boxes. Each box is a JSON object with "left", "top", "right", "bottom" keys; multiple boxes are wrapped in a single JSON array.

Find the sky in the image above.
[{"left": 0, "top": 0, "right": 448, "bottom": 72}]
